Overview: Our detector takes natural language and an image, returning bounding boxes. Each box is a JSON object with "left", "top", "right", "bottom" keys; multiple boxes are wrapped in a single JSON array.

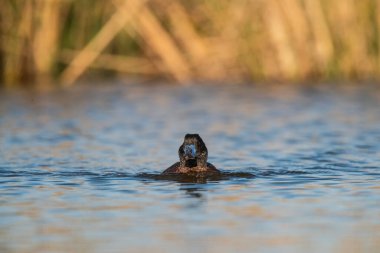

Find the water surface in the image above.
[{"left": 1, "top": 83, "right": 380, "bottom": 253}]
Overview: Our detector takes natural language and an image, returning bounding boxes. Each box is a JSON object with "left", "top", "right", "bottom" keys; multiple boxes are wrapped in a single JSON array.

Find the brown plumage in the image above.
[{"left": 162, "top": 134, "right": 220, "bottom": 176}]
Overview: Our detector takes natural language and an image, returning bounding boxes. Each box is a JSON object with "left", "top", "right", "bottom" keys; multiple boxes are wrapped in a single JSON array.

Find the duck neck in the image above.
[{"left": 197, "top": 156, "right": 207, "bottom": 168}]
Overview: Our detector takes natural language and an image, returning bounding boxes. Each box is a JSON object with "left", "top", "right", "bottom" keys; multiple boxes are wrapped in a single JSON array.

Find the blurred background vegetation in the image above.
[{"left": 1, "top": 0, "right": 380, "bottom": 87}]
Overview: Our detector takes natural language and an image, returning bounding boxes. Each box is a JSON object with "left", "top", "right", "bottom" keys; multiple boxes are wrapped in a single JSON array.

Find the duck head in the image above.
[{"left": 179, "top": 134, "right": 208, "bottom": 168}]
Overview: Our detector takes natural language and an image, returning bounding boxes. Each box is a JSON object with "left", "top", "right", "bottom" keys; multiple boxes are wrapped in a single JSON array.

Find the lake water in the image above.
[{"left": 1, "top": 83, "right": 379, "bottom": 253}]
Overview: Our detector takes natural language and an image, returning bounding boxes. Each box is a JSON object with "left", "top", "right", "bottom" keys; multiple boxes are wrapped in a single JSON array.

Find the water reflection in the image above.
[
  {"left": 0, "top": 83, "right": 380, "bottom": 253},
  {"left": 181, "top": 185, "right": 204, "bottom": 199}
]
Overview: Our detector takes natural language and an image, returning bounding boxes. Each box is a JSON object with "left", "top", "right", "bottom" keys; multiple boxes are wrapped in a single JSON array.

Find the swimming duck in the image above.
[{"left": 162, "top": 134, "right": 220, "bottom": 176}]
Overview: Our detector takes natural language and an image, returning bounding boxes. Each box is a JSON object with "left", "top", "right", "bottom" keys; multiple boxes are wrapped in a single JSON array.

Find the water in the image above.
[{"left": 1, "top": 83, "right": 379, "bottom": 253}]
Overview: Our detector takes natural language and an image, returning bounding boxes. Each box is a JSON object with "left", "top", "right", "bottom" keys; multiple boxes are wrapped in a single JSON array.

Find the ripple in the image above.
[{"left": 1, "top": 84, "right": 380, "bottom": 253}]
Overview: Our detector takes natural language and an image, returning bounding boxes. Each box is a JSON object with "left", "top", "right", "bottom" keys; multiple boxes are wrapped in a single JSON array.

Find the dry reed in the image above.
[{"left": 1, "top": 0, "right": 380, "bottom": 86}]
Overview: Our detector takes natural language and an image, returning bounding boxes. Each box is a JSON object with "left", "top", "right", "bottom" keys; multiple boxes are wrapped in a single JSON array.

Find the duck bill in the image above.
[{"left": 184, "top": 144, "right": 196, "bottom": 159}]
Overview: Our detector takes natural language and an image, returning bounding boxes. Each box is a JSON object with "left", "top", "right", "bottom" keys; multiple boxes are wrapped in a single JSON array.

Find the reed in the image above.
[{"left": 1, "top": 0, "right": 380, "bottom": 86}]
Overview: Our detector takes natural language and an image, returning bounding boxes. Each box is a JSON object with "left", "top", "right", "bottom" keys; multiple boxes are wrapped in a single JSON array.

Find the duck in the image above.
[{"left": 162, "top": 134, "right": 220, "bottom": 176}]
